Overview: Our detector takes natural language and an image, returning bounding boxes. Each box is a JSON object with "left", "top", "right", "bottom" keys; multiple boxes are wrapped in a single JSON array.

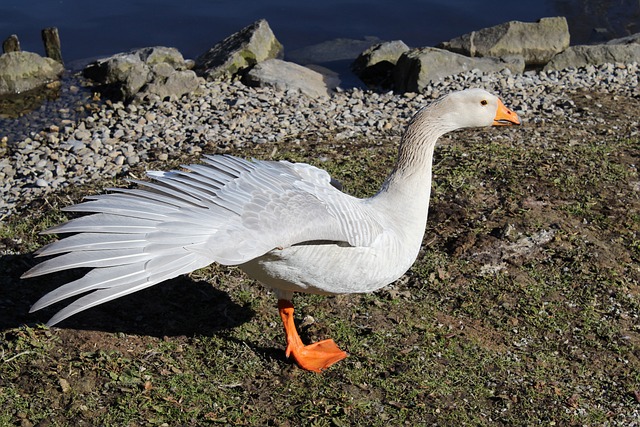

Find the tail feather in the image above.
[
  {"left": 23, "top": 249, "right": 152, "bottom": 277},
  {"left": 63, "top": 198, "right": 176, "bottom": 221},
  {"left": 149, "top": 175, "right": 224, "bottom": 206},
  {"left": 35, "top": 233, "right": 147, "bottom": 257},
  {"left": 179, "top": 165, "right": 227, "bottom": 188},
  {"left": 44, "top": 214, "right": 158, "bottom": 235},
  {"left": 128, "top": 179, "right": 207, "bottom": 207},
  {"left": 150, "top": 173, "right": 247, "bottom": 215},
  {"left": 30, "top": 252, "right": 204, "bottom": 315},
  {"left": 43, "top": 255, "right": 208, "bottom": 325},
  {"left": 152, "top": 171, "right": 222, "bottom": 198},
  {"left": 29, "top": 264, "right": 148, "bottom": 311},
  {"left": 201, "top": 155, "right": 251, "bottom": 177},
  {"left": 105, "top": 187, "right": 202, "bottom": 209}
]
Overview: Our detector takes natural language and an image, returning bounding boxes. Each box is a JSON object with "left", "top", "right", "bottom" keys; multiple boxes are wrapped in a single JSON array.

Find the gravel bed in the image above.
[{"left": 1, "top": 62, "right": 639, "bottom": 221}]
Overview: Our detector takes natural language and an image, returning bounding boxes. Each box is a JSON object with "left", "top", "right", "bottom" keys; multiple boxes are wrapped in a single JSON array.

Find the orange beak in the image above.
[{"left": 493, "top": 99, "right": 521, "bottom": 126}]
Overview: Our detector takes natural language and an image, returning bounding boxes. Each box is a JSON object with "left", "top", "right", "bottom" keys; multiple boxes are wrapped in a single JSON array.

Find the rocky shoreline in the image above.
[
  {"left": 1, "top": 60, "right": 639, "bottom": 221},
  {"left": 1, "top": 17, "right": 639, "bottom": 222}
]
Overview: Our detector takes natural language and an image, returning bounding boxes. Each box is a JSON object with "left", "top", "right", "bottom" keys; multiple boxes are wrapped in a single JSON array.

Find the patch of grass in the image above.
[{"left": 2, "top": 93, "right": 640, "bottom": 425}]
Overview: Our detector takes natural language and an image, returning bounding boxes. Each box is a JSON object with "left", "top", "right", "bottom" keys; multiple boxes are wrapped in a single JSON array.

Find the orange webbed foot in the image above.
[
  {"left": 285, "top": 338, "right": 348, "bottom": 373},
  {"left": 278, "top": 299, "right": 348, "bottom": 372}
]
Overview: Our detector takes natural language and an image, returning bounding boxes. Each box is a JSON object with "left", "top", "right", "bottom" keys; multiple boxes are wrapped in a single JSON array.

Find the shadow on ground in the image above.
[{"left": 0, "top": 253, "right": 255, "bottom": 338}]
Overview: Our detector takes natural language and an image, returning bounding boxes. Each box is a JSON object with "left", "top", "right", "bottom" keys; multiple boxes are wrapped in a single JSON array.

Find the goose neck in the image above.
[{"left": 382, "top": 112, "right": 446, "bottom": 193}]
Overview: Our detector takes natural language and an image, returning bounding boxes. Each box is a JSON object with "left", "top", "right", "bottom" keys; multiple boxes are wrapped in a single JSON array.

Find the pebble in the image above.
[
  {"left": 126, "top": 155, "right": 140, "bottom": 166},
  {"left": 74, "top": 129, "right": 91, "bottom": 140},
  {"left": 1, "top": 62, "right": 639, "bottom": 221}
]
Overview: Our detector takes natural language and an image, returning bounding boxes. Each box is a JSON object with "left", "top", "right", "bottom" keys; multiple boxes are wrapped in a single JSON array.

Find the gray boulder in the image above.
[
  {"left": 244, "top": 59, "right": 339, "bottom": 98},
  {"left": 84, "top": 46, "right": 201, "bottom": 102},
  {"left": 438, "top": 17, "right": 570, "bottom": 66},
  {"left": 136, "top": 46, "right": 190, "bottom": 69},
  {"left": 543, "top": 44, "right": 640, "bottom": 71},
  {"left": 143, "top": 67, "right": 201, "bottom": 102},
  {"left": 0, "top": 51, "right": 64, "bottom": 95},
  {"left": 394, "top": 47, "right": 524, "bottom": 93},
  {"left": 606, "top": 32, "right": 640, "bottom": 45},
  {"left": 352, "top": 40, "right": 410, "bottom": 88},
  {"left": 195, "top": 19, "right": 283, "bottom": 80}
]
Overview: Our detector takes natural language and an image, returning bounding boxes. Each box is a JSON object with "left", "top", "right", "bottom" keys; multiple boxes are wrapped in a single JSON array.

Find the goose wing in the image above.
[{"left": 23, "top": 154, "right": 384, "bottom": 324}]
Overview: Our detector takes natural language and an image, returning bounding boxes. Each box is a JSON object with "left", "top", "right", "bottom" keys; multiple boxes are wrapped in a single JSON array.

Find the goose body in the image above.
[{"left": 23, "top": 88, "right": 520, "bottom": 371}]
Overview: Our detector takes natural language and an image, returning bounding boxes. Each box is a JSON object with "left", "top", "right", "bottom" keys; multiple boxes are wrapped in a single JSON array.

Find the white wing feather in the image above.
[{"left": 24, "top": 154, "right": 384, "bottom": 324}]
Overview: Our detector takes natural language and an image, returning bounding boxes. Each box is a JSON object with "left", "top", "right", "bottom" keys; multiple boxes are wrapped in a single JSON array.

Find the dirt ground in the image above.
[{"left": 1, "top": 89, "right": 639, "bottom": 426}]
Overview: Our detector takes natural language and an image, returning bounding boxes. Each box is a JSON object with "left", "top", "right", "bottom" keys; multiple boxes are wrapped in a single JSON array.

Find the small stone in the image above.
[
  {"left": 59, "top": 378, "right": 71, "bottom": 393},
  {"left": 89, "top": 139, "right": 102, "bottom": 152},
  {"left": 126, "top": 155, "right": 139, "bottom": 165},
  {"left": 74, "top": 129, "right": 91, "bottom": 140}
]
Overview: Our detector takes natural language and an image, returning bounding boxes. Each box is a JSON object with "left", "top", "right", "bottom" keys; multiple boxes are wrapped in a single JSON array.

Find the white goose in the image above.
[{"left": 23, "top": 88, "right": 520, "bottom": 372}]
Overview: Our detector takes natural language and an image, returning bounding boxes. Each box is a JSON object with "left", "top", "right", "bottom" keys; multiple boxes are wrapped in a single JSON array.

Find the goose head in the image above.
[
  {"left": 391, "top": 89, "right": 521, "bottom": 189},
  {"left": 434, "top": 88, "right": 521, "bottom": 131}
]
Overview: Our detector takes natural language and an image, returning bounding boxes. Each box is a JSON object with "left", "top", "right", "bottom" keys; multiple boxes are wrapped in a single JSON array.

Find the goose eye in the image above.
[{"left": 480, "top": 100, "right": 488, "bottom": 106}]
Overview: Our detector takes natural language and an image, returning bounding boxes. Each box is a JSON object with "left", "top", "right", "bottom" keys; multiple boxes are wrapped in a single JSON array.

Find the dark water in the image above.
[
  {"left": 2, "top": 0, "right": 639, "bottom": 69},
  {"left": 1, "top": 0, "right": 638, "bottom": 143}
]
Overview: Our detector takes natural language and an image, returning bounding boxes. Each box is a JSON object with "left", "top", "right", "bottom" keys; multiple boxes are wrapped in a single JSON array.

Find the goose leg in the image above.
[{"left": 278, "top": 299, "right": 348, "bottom": 372}]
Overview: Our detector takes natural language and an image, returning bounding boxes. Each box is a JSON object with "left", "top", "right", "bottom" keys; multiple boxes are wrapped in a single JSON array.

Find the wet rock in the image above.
[
  {"left": 543, "top": 44, "right": 640, "bottom": 71},
  {"left": 2, "top": 35, "right": 20, "bottom": 53},
  {"left": 352, "top": 40, "right": 410, "bottom": 88},
  {"left": 393, "top": 47, "right": 524, "bottom": 93},
  {"left": 83, "top": 46, "right": 199, "bottom": 102},
  {"left": 438, "top": 17, "right": 570, "bottom": 66},
  {"left": 195, "top": 19, "right": 283, "bottom": 81},
  {"left": 244, "top": 59, "right": 338, "bottom": 98},
  {"left": 0, "top": 51, "right": 64, "bottom": 95},
  {"left": 42, "top": 27, "right": 63, "bottom": 64}
]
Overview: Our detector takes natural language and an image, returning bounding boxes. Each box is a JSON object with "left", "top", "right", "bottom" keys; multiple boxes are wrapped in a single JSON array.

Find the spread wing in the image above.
[{"left": 23, "top": 154, "right": 384, "bottom": 324}]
